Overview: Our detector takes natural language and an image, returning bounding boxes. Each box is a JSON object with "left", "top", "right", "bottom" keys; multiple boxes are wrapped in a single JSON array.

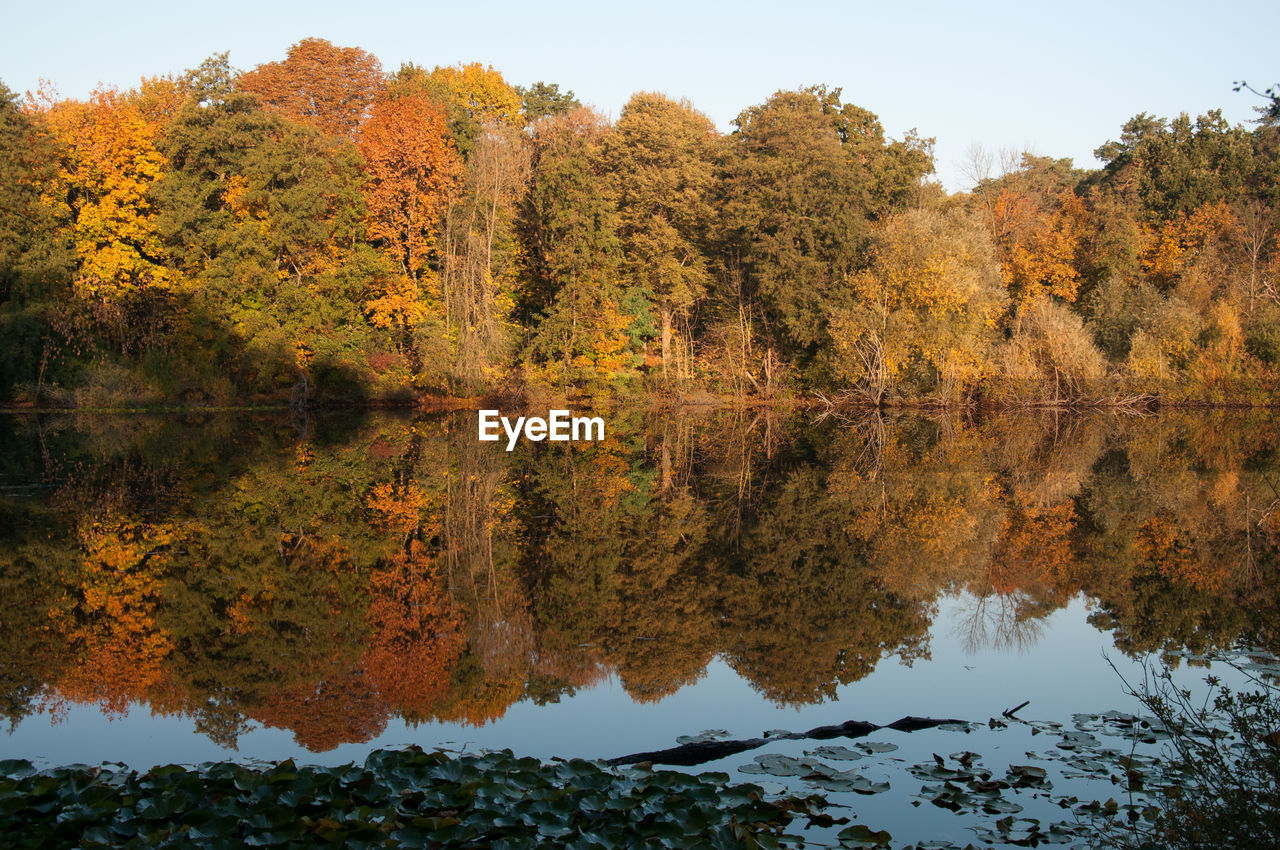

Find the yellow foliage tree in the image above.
[
  {"left": 43, "top": 89, "right": 174, "bottom": 303},
  {"left": 832, "top": 208, "right": 1006, "bottom": 401},
  {"left": 1141, "top": 201, "right": 1236, "bottom": 286},
  {"left": 427, "top": 63, "right": 524, "bottom": 129}
]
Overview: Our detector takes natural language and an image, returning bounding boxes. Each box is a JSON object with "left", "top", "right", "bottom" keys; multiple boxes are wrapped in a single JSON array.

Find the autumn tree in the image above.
[
  {"left": 606, "top": 92, "right": 719, "bottom": 380},
  {"left": 388, "top": 62, "right": 528, "bottom": 387},
  {"left": 1231, "top": 199, "right": 1276, "bottom": 313},
  {"left": 359, "top": 91, "right": 459, "bottom": 281},
  {"left": 239, "top": 38, "right": 384, "bottom": 138},
  {"left": 358, "top": 91, "right": 462, "bottom": 365},
  {"left": 973, "top": 155, "right": 1090, "bottom": 306},
  {"left": 424, "top": 62, "right": 524, "bottom": 147},
  {"left": 829, "top": 208, "right": 1007, "bottom": 401},
  {"left": 520, "top": 108, "right": 634, "bottom": 387},
  {"left": 155, "top": 58, "right": 371, "bottom": 397},
  {"left": 39, "top": 88, "right": 176, "bottom": 353}
]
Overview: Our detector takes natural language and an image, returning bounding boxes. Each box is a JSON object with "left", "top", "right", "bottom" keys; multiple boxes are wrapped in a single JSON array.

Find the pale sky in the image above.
[{"left": 4, "top": 0, "right": 1277, "bottom": 191}]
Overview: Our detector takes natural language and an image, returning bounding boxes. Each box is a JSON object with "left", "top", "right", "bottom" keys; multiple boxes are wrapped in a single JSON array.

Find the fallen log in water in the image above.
[
  {"left": 606, "top": 716, "right": 968, "bottom": 767},
  {"left": 605, "top": 737, "right": 771, "bottom": 767}
]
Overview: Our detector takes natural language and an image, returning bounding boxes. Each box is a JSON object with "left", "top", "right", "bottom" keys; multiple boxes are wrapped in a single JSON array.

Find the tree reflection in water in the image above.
[{"left": 0, "top": 409, "right": 1276, "bottom": 752}]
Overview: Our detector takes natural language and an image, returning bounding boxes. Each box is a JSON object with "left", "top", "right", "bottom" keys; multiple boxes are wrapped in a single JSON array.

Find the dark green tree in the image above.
[{"left": 606, "top": 92, "right": 719, "bottom": 380}]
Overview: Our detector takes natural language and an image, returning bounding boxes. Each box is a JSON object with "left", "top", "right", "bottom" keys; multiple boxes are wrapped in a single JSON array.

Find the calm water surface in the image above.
[{"left": 1, "top": 409, "right": 1276, "bottom": 842}]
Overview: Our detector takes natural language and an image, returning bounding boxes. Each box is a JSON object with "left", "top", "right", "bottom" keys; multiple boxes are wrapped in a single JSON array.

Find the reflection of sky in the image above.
[{"left": 0, "top": 593, "right": 1247, "bottom": 770}]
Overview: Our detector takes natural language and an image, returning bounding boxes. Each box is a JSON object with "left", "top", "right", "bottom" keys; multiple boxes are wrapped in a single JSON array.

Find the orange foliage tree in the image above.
[
  {"left": 239, "top": 38, "right": 385, "bottom": 138},
  {"left": 992, "top": 188, "right": 1089, "bottom": 305},
  {"left": 358, "top": 92, "right": 462, "bottom": 282},
  {"left": 1140, "top": 201, "right": 1236, "bottom": 287}
]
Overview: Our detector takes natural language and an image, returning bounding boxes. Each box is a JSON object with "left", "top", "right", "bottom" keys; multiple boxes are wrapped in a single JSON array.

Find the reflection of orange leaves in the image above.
[
  {"left": 433, "top": 675, "right": 525, "bottom": 727},
  {"left": 533, "top": 652, "right": 608, "bottom": 692},
  {"left": 53, "top": 632, "right": 174, "bottom": 717},
  {"left": 50, "top": 518, "right": 179, "bottom": 715},
  {"left": 367, "top": 425, "right": 414, "bottom": 461},
  {"left": 990, "top": 496, "right": 1078, "bottom": 596},
  {"left": 581, "top": 449, "right": 634, "bottom": 504},
  {"left": 256, "top": 668, "right": 389, "bottom": 752},
  {"left": 227, "top": 591, "right": 258, "bottom": 635},
  {"left": 362, "top": 541, "right": 465, "bottom": 717},
  {"left": 365, "top": 482, "right": 428, "bottom": 534},
  {"left": 1136, "top": 514, "right": 1221, "bottom": 592},
  {"left": 615, "top": 644, "right": 711, "bottom": 704}
]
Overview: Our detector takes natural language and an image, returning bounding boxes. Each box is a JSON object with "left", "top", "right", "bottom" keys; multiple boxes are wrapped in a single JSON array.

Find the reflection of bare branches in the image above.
[
  {"left": 954, "top": 591, "right": 1047, "bottom": 654},
  {"left": 851, "top": 410, "right": 887, "bottom": 481},
  {"left": 1242, "top": 489, "right": 1280, "bottom": 584},
  {"left": 472, "top": 603, "right": 535, "bottom": 680}
]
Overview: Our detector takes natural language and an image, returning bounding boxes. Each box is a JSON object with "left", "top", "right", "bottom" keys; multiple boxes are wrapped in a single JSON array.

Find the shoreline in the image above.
[{"left": 3, "top": 395, "right": 1280, "bottom": 415}]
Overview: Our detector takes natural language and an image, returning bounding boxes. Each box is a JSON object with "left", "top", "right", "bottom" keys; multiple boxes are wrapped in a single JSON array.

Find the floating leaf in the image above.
[
  {"left": 804, "top": 746, "right": 864, "bottom": 761},
  {"left": 836, "top": 823, "right": 892, "bottom": 846}
]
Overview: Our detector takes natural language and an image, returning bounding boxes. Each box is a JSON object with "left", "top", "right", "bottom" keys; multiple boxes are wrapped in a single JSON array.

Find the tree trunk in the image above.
[
  {"left": 660, "top": 308, "right": 672, "bottom": 379},
  {"left": 661, "top": 431, "right": 672, "bottom": 492}
]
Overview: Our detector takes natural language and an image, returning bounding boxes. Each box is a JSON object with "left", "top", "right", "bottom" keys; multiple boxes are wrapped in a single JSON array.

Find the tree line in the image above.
[{"left": 2, "top": 38, "right": 1278, "bottom": 406}]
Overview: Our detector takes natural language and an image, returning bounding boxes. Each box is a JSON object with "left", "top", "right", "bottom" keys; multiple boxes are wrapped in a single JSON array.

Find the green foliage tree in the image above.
[
  {"left": 720, "top": 89, "right": 868, "bottom": 371},
  {"left": 520, "top": 108, "right": 635, "bottom": 388},
  {"left": 517, "top": 81, "right": 580, "bottom": 121},
  {"left": 0, "top": 82, "right": 74, "bottom": 400},
  {"left": 154, "top": 70, "right": 370, "bottom": 398},
  {"left": 606, "top": 92, "right": 719, "bottom": 381}
]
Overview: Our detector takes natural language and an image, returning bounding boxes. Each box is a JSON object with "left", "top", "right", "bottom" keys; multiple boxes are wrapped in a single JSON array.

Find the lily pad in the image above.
[
  {"left": 804, "top": 746, "right": 864, "bottom": 761},
  {"left": 836, "top": 823, "right": 892, "bottom": 846},
  {"left": 674, "top": 730, "right": 731, "bottom": 745}
]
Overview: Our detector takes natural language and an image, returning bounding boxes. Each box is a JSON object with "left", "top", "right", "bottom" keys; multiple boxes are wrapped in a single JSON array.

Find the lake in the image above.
[{"left": 1, "top": 408, "right": 1276, "bottom": 845}]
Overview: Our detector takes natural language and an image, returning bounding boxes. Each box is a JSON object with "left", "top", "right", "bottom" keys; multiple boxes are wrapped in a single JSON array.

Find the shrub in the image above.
[
  {"left": 1113, "top": 662, "right": 1280, "bottom": 850},
  {"left": 991, "top": 297, "right": 1108, "bottom": 403}
]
